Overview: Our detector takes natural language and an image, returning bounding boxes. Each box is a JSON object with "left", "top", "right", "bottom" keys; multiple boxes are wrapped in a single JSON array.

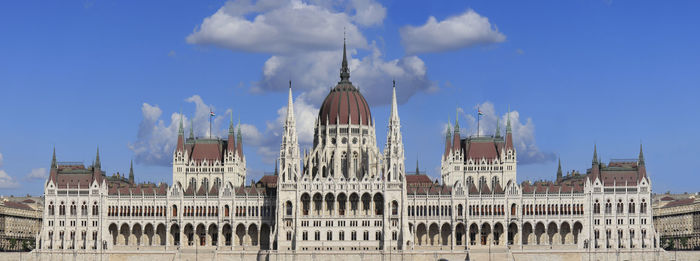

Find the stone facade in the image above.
[
  {"left": 653, "top": 194, "right": 700, "bottom": 250},
  {"left": 0, "top": 197, "right": 42, "bottom": 251},
  {"left": 35, "top": 46, "right": 660, "bottom": 258}
]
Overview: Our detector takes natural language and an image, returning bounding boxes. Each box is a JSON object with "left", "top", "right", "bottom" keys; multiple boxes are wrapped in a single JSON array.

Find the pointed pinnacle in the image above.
[
  {"left": 51, "top": 147, "right": 57, "bottom": 168},
  {"left": 454, "top": 109, "right": 460, "bottom": 131},
  {"left": 593, "top": 144, "right": 598, "bottom": 163}
]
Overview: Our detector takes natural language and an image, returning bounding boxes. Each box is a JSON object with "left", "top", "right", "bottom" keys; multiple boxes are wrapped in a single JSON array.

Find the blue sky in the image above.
[{"left": 1, "top": 0, "right": 698, "bottom": 195}]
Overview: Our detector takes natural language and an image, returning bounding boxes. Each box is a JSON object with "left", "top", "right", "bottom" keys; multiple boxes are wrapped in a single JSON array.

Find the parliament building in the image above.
[{"left": 35, "top": 44, "right": 660, "bottom": 260}]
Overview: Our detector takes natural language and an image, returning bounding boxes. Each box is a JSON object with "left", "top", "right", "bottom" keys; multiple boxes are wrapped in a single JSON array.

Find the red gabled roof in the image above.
[
  {"left": 209, "top": 185, "right": 219, "bottom": 195},
  {"left": 468, "top": 184, "right": 480, "bottom": 195},
  {"left": 492, "top": 182, "right": 504, "bottom": 194},
  {"left": 663, "top": 198, "right": 696, "bottom": 208},
  {"left": 466, "top": 141, "right": 500, "bottom": 163},
  {"left": 661, "top": 196, "right": 675, "bottom": 201},
  {"left": 406, "top": 174, "right": 432, "bottom": 184},
  {"left": 196, "top": 185, "right": 208, "bottom": 196},
  {"left": 190, "top": 143, "right": 223, "bottom": 163},
  {"left": 3, "top": 201, "right": 33, "bottom": 211},
  {"left": 479, "top": 183, "right": 491, "bottom": 194},
  {"left": 258, "top": 175, "right": 278, "bottom": 188}
]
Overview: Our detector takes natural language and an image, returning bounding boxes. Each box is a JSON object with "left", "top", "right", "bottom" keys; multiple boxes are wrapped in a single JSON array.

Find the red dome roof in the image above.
[
  {"left": 318, "top": 83, "right": 372, "bottom": 126},
  {"left": 318, "top": 42, "right": 372, "bottom": 126}
]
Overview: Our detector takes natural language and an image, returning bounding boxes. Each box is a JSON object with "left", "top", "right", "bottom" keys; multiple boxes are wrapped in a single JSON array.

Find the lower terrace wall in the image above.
[{"left": 3, "top": 249, "right": 700, "bottom": 261}]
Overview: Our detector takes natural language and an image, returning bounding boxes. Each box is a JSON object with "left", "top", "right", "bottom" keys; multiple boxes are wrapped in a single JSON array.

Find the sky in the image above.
[{"left": 1, "top": 0, "right": 699, "bottom": 196}]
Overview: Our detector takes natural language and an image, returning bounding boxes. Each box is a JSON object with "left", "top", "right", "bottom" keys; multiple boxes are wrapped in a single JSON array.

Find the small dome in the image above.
[{"left": 317, "top": 42, "right": 372, "bottom": 126}]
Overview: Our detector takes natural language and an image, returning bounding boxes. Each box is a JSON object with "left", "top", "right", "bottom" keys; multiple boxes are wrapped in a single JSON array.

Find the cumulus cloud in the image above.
[
  {"left": 0, "top": 170, "right": 19, "bottom": 189},
  {"left": 189, "top": 0, "right": 435, "bottom": 107},
  {"left": 186, "top": 0, "right": 369, "bottom": 54},
  {"left": 185, "top": 0, "right": 437, "bottom": 164},
  {"left": 0, "top": 152, "right": 17, "bottom": 188},
  {"left": 400, "top": 9, "right": 506, "bottom": 54},
  {"left": 349, "top": 0, "right": 387, "bottom": 27},
  {"left": 455, "top": 101, "right": 555, "bottom": 165},
  {"left": 240, "top": 95, "right": 319, "bottom": 164},
  {"left": 128, "top": 95, "right": 233, "bottom": 166},
  {"left": 255, "top": 44, "right": 436, "bottom": 105},
  {"left": 26, "top": 168, "right": 47, "bottom": 180}
]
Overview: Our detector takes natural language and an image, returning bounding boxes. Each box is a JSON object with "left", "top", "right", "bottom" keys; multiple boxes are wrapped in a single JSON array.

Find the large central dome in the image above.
[{"left": 317, "top": 42, "right": 372, "bottom": 126}]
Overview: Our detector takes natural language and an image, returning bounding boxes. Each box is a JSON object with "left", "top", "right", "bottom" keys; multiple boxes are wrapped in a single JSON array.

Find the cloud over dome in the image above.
[{"left": 400, "top": 9, "right": 506, "bottom": 54}]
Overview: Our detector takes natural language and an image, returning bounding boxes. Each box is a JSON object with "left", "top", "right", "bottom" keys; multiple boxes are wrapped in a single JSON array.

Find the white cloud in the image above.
[
  {"left": 186, "top": 0, "right": 369, "bottom": 54},
  {"left": 0, "top": 170, "right": 19, "bottom": 189},
  {"left": 456, "top": 101, "right": 555, "bottom": 165},
  {"left": 186, "top": 0, "right": 436, "bottom": 166},
  {"left": 400, "top": 9, "right": 506, "bottom": 54},
  {"left": 188, "top": 0, "right": 433, "bottom": 107},
  {"left": 0, "top": 152, "right": 17, "bottom": 188},
  {"left": 239, "top": 95, "right": 319, "bottom": 164},
  {"left": 128, "top": 95, "right": 233, "bottom": 166},
  {"left": 255, "top": 44, "right": 436, "bottom": 106},
  {"left": 26, "top": 168, "right": 47, "bottom": 180},
  {"left": 349, "top": 0, "right": 386, "bottom": 27}
]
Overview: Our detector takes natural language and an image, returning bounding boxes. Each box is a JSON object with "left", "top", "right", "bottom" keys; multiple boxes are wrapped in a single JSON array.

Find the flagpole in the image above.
[
  {"left": 477, "top": 107, "right": 480, "bottom": 137},
  {"left": 209, "top": 108, "right": 212, "bottom": 139}
]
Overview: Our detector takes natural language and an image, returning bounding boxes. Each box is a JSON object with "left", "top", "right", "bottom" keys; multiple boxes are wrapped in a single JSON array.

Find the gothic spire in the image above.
[
  {"left": 178, "top": 112, "right": 184, "bottom": 135},
  {"left": 556, "top": 158, "right": 563, "bottom": 182},
  {"left": 189, "top": 118, "right": 194, "bottom": 139},
  {"left": 506, "top": 107, "right": 512, "bottom": 133},
  {"left": 340, "top": 38, "right": 351, "bottom": 83},
  {"left": 495, "top": 118, "right": 501, "bottom": 137},
  {"left": 286, "top": 80, "right": 295, "bottom": 124},
  {"left": 592, "top": 144, "right": 598, "bottom": 164},
  {"left": 390, "top": 80, "right": 399, "bottom": 123},
  {"left": 94, "top": 146, "right": 101, "bottom": 169},
  {"left": 416, "top": 158, "right": 420, "bottom": 174},
  {"left": 454, "top": 109, "right": 460, "bottom": 132},
  {"left": 129, "top": 160, "right": 134, "bottom": 184},
  {"left": 229, "top": 113, "right": 234, "bottom": 135},
  {"left": 274, "top": 159, "right": 278, "bottom": 176},
  {"left": 51, "top": 147, "right": 57, "bottom": 169},
  {"left": 639, "top": 143, "right": 645, "bottom": 165}
]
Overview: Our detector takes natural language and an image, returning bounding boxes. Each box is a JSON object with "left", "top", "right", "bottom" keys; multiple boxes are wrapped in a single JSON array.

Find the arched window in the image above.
[
  {"left": 478, "top": 176, "right": 487, "bottom": 189},
  {"left": 391, "top": 201, "right": 398, "bottom": 216},
  {"left": 594, "top": 200, "right": 600, "bottom": 214},
  {"left": 341, "top": 152, "right": 348, "bottom": 178},
  {"left": 189, "top": 178, "right": 196, "bottom": 191},
  {"left": 491, "top": 176, "right": 499, "bottom": 189},
  {"left": 172, "top": 205, "right": 178, "bottom": 217},
  {"left": 214, "top": 178, "right": 221, "bottom": 189},
  {"left": 466, "top": 176, "right": 473, "bottom": 187},
  {"left": 629, "top": 199, "right": 635, "bottom": 214},
  {"left": 286, "top": 201, "right": 293, "bottom": 216},
  {"left": 225, "top": 205, "right": 230, "bottom": 217},
  {"left": 373, "top": 194, "right": 384, "bottom": 215},
  {"left": 301, "top": 194, "right": 310, "bottom": 216},
  {"left": 202, "top": 178, "right": 209, "bottom": 191},
  {"left": 353, "top": 152, "right": 359, "bottom": 178}
]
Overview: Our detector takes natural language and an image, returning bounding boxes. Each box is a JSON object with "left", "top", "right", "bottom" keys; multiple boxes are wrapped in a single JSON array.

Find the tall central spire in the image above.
[
  {"left": 340, "top": 38, "right": 351, "bottom": 83},
  {"left": 390, "top": 80, "right": 399, "bottom": 123},
  {"left": 286, "top": 80, "right": 295, "bottom": 124}
]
